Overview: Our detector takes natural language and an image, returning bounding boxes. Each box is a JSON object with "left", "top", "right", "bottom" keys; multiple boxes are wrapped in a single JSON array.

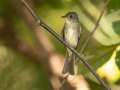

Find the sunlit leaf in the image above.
[{"left": 97, "top": 46, "right": 120, "bottom": 83}]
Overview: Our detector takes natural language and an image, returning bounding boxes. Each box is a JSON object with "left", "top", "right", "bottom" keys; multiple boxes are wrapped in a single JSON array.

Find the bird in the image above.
[{"left": 61, "top": 12, "right": 81, "bottom": 75}]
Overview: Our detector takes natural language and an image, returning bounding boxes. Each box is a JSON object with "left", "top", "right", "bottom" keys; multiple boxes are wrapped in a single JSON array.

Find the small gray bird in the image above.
[{"left": 62, "top": 12, "right": 81, "bottom": 75}]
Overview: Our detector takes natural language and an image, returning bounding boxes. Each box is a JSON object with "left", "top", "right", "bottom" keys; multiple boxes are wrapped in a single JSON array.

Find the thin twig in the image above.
[
  {"left": 80, "top": 0, "right": 110, "bottom": 53},
  {"left": 20, "top": 0, "right": 111, "bottom": 90}
]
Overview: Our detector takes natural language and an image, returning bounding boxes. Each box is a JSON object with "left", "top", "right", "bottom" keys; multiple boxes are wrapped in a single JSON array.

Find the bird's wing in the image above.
[
  {"left": 76, "top": 25, "right": 81, "bottom": 49},
  {"left": 78, "top": 25, "right": 81, "bottom": 40},
  {"left": 61, "top": 25, "right": 65, "bottom": 40}
]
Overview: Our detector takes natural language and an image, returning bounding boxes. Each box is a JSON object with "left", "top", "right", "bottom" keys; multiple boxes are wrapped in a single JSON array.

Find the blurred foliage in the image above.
[
  {"left": 0, "top": 0, "right": 120, "bottom": 90},
  {"left": 0, "top": 44, "right": 51, "bottom": 90},
  {"left": 14, "top": 19, "right": 37, "bottom": 45},
  {"left": 107, "top": 0, "right": 120, "bottom": 12},
  {"left": 115, "top": 48, "right": 120, "bottom": 69}
]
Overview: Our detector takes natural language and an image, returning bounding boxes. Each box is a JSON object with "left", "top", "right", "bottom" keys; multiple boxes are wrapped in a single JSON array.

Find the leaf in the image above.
[
  {"left": 106, "top": 10, "right": 120, "bottom": 22},
  {"left": 76, "top": 34, "right": 115, "bottom": 73},
  {"left": 77, "top": 0, "right": 120, "bottom": 46},
  {"left": 97, "top": 46, "right": 120, "bottom": 83},
  {"left": 107, "top": 0, "right": 120, "bottom": 12}
]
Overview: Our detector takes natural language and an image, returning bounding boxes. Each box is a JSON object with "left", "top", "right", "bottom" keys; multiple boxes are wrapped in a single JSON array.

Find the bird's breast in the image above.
[{"left": 65, "top": 28, "right": 78, "bottom": 48}]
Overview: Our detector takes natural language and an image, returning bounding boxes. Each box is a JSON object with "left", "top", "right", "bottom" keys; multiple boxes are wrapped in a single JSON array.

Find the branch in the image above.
[
  {"left": 80, "top": 0, "right": 110, "bottom": 53},
  {"left": 20, "top": 0, "right": 111, "bottom": 90}
]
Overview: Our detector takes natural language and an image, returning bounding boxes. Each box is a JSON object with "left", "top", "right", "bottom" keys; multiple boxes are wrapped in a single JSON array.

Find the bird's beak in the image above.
[{"left": 61, "top": 15, "right": 66, "bottom": 18}]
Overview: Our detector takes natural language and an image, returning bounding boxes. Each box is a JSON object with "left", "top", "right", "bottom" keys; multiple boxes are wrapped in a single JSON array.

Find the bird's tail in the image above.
[{"left": 62, "top": 49, "right": 75, "bottom": 75}]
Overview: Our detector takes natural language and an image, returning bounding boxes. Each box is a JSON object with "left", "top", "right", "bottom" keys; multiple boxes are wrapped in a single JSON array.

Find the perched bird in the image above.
[{"left": 61, "top": 12, "right": 81, "bottom": 75}]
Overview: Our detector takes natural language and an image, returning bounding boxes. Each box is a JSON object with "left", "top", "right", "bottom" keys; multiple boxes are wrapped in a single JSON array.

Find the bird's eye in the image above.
[{"left": 69, "top": 15, "right": 73, "bottom": 19}]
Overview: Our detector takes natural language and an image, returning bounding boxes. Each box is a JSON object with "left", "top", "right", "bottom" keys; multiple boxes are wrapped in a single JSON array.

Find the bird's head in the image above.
[{"left": 62, "top": 12, "right": 79, "bottom": 24}]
